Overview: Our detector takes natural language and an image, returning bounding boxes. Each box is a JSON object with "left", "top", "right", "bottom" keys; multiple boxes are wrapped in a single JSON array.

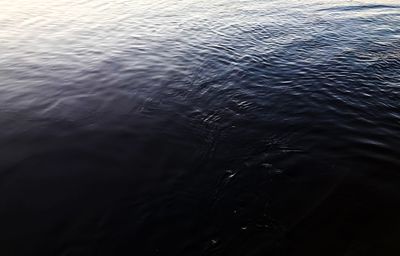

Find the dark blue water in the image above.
[{"left": 1, "top": 0, "right": 400, "bottom": 255}]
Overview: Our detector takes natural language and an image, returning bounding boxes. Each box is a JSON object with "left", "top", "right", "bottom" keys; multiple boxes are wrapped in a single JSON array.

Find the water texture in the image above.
[{"left": 0, "top": 0, "right": 399, "bottom": 255}]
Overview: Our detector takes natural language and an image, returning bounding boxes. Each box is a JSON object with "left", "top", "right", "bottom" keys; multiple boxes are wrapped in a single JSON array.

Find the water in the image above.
[{"left": 1, "top": 0, "right": 400, "bottom": 255}]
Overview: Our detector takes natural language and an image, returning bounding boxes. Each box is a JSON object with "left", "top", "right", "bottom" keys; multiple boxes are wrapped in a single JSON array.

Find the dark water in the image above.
[{"left": 1, "top": 0, "right": 400, "bottom": 255}]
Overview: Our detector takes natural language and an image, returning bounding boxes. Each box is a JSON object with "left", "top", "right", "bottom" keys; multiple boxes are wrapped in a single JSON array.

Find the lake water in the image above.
[{"left": 1, "top": 0, "right": 400, "bottom": 255}]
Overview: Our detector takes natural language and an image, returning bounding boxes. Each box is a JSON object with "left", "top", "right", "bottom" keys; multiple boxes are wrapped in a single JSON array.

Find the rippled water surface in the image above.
[{"left": 1, "top": 0, "right": 400, "bottom": 255}]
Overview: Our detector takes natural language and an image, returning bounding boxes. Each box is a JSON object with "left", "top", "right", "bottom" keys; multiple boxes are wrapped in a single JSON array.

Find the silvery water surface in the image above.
[{"left": 0, "top": 0, "right": 400, "bottom": 255}]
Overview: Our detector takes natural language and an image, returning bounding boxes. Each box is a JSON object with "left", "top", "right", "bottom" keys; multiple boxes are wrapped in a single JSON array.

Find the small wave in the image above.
[{"left": 318, "top": 4, "right": 400, "bottom": 12}]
